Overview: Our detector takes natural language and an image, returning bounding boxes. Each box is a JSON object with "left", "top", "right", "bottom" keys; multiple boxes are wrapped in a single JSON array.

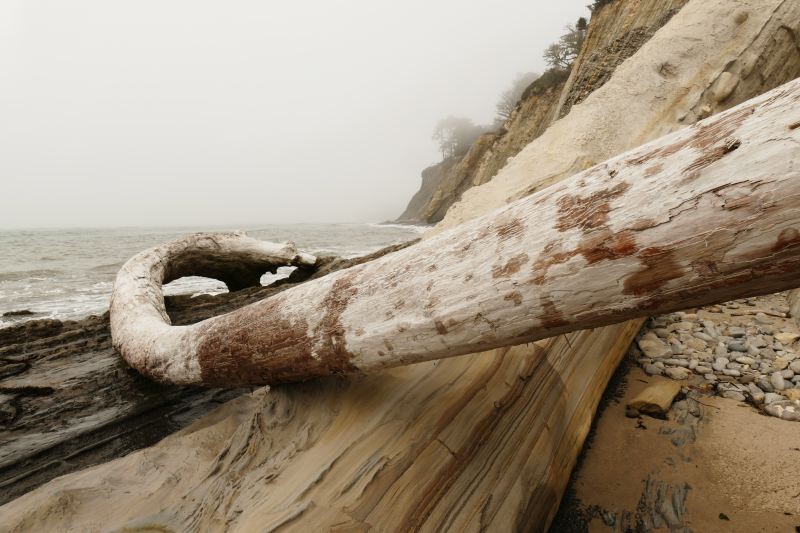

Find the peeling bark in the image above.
[{"left": 112, "top": 79, "right": 800, "bottom": 387}]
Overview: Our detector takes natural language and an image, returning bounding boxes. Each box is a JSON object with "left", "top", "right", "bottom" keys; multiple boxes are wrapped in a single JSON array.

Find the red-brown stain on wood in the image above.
[
  {"left": 622, "top": 246, "right": 683, "bottom": 296},
  {"left": 496, "top": 219, "right": 524, "bottom": 241},
  {"left": 435, "top": 319, "right": 449, "bottom": 335},
  {"left": 195, "top": 272, "right": 361, "bottom": 387},
  {"left": 554, "top": 182, "right": 631, "bottom": 233},
  {"left": 582, "top": 230, "right": 638, "bottom": 265},
  {"left": 504, "top": 291, "right": 523, "bottom": 306},
  {"left": 492, "top": 253, "right": 530, "bottom": 278},
  {"left": 773, "top": 228, "right": 800, "bottom": 253},
  {"left": 539, "top": 296, "right": 569, "bottom": 329}
]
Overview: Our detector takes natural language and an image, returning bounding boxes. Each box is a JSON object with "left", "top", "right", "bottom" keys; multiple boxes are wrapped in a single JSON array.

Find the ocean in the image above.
[{"left": 0, "top": 223, "right": 427, "bottom": 328}]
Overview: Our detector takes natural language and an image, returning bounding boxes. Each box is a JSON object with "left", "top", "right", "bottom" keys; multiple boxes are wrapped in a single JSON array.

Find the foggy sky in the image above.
[{"left": 0, "top": 1, "right": 590, "bottom": 229}]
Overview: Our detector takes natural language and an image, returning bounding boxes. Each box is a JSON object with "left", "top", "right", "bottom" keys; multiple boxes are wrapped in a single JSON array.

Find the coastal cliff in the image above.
[
  {"left": 398, "top": 0, "right": 694, "bottom": 225},
  {"left": 4, "top": 1, "right": 800, "bottom": 532}
]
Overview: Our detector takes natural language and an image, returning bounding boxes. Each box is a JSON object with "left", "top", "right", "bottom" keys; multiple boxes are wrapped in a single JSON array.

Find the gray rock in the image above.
[
  {"left": 740, "top": 374, "right": 756, "bottom": 384},
  {"left": 671, "top": 344, "right": 684, "bottom": 355},
  {"left": 728, "top": 327, "right": 746, "bottom": 337},
  {"left": 723, "top": 369, "right": 741, "bottom": 377},
  {"left": 729, "top": 342, "right": 747, "bottom": 352},
  {"left": 654, "top": 362, "right": 666, "bottom": 370},
  {"left": 642, "top": 332, "right": 661, "bottom": 343},
  {"left": 637, "top": 358, "right": 653, "bottom": 366},
  {"left": 693, "top": 332, "right": 715, "bottom": 343},
  {"left": 695, "top": 366, "right": 713, "bottom": 374},
  {"left": 644, "top": 364, "right": 664, "bottom": 376},
  {"left": 782, "top": 369, "right": 795, "bottom": 380},
  {"left": 735, "top": 356, "right": 756, "bottom": 365},
  {"left": 764, "top": 400, "right": 800, "bottom": 421},
  {"left": 747, "top": 385, "right": 765, "bottom": 405},
  {"left": 702, "top": 320, "right": 716, "bottom": 330},
  {"left": 771, "top": 372, "right": 786, "bottom": 392},
  {"left": 704, "top": 373, "right": 718, "bottom": 381},
  {"left": 775, "top": 305, "right": 791, "bottom": 314},
  {"left": 755, "top": 312, "right": 773, "bottom": 324},
  {"left": 764, "top": 392, "right": 784, "bottom": 404},
  {"left": 747, "top": 344, "right": 761, "bottom": 357},
  {"left": 714, "top": 345, "right": 728, "bottom": 356},
  {"left": 654, "top": 328, "right": 670, "bottom": 338},
  {"left": 688, "top": 359, "right": 698, "bottom": 371},
  {"left": 750, "top": 338, "right": 767, "bottom": 348},
  {"left": 712, "top": 362, "right": 727, "bottom": 372},
  {"left": 757, "top": 376, "right": 775, "bottom": 393},
  {"left": 726, "top": 363, "right": 743, "bottom": 370},
  {"left": 721, "top": 391, "right": 746, "bottom": 402},
  {"left": 790, "top": 361, "right": 800, "bottom": 374}
]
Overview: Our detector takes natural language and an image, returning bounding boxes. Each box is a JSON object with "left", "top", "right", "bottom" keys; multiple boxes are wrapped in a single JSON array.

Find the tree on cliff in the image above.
[
  {"left": 431, "top": 117, "right": 490, "bottom": 160},
  {"left": 543, "top": 19, "right": 587, "bottom": 70},
  {"left": 494, "top": 71, "right": 541, "bottom": 121}
]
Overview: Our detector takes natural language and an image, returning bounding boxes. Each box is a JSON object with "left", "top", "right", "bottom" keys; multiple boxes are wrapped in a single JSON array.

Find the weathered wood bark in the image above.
[
  {"left": 112, "top": 79, "right": 800, "bottom": 388},
  {"left": 110, "top": 232, "right": 317, "bottom": 385}
]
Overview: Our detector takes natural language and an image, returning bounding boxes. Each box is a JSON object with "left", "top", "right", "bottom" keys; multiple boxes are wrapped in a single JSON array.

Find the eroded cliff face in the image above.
[
  {"left": 427, "top": 0, "right": 800, "bottom": 237},
  {"left": 398, "top": 0, "right": 695, "bottom": 225},
  {"left": 397, "top": 133, "right": 494, "bottom": 224},
  {"left": 555, "top": 0, "right": 691, "bottom": 119},
  {"left": 397, "top": 88, "right": 564, "bottom": 224}
]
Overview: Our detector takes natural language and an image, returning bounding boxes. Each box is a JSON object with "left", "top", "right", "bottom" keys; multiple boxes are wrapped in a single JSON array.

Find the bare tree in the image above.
[
  {"left": 494, "top": 71, "right": 540, "bottom": 120},
  {"left": 542, "top": 21, "right": 586, "bottom": 70}
]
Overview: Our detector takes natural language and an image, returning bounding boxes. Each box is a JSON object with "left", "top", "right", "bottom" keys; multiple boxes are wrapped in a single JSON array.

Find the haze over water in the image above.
[{"left": 0, "top": 223, "right": 425, "bottom": 328}]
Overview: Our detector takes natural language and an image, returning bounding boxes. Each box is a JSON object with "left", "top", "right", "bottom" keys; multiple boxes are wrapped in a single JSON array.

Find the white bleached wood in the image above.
[
  {"left": 109, "top": 231, "right": 317, "bottom": 385},
  {"left": 112, "top": 79, "right": 800, "bottom": 387}
]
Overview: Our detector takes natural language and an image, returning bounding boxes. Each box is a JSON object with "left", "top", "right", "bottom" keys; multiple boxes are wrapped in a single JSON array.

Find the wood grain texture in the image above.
[
  {"left": 113, "top": 79, "right": 800, "bottom": 387},
  {"left": 0, "top": 319, "right": 644, "bottom": 533}
]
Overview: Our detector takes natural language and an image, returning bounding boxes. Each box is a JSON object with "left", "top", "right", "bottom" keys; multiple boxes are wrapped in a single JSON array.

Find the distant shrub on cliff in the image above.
[
  {"left": 519, "top": 68, "right": 570, "bottom": 101},
  {"left": 495, "top": 72, "right": 541, "bottom": 121},
  {"left": 432, "top": 117, "right": 494, "bottom": 160}
]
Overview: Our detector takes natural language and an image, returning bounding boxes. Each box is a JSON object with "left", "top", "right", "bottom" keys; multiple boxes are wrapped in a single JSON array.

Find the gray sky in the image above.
[{"left": 0, "top": 1, "right": 590, "bottom": 229}]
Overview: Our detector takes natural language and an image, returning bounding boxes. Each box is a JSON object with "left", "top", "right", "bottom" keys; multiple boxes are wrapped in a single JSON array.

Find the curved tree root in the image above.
[{"left": 112, "top": 79, "right": 800, "bottom": 387}]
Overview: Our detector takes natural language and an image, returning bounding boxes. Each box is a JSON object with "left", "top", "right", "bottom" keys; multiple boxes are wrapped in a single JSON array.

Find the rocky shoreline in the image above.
[{"left": 631, "top": 291, "right": 800, "bottom": 422}]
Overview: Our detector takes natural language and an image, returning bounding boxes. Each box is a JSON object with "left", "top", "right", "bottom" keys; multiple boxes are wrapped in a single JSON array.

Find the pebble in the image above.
[
  {"left": 665, "top": 367, "right": 691, "bottom": 380},
  {"left": 693, "top": 332, "right": 715, "bottom": 343},
  {"left": 685, "top": 338, "right": 708, "bottom": 351},
  {"left": 644, "top": 364, "right": 663, "bottom": 376},
  {"left": 764, "top": 392, "right": 784, "bottom": 404},
  {"left": 755, "top": 313, "right": 773, "bottom": 324},
  {"left": 771, "top": 372, "right": 786, "bottom": 391},
  {"left": 634, "top": 298, "right": 800, "bottom": 420},
  {"left": 764, "top": 400, "right": 800, "bottom": 421},
  {"left": 728, "top": 327, "right": 746, "bottom": 337},
  {"left": 757, "top": 376, "right": 775, "bottom": 393},
  {"left": 721, "top": 391, "right": 746, "bottom": 402},
  {"left": 785, "top": 389, "right": 800, "bottom": 402}
]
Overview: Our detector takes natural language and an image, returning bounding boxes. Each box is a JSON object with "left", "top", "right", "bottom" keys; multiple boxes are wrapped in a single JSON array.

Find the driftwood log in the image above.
[{"left": 111, "top": 78, "right": 800, "bottom": 388}]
